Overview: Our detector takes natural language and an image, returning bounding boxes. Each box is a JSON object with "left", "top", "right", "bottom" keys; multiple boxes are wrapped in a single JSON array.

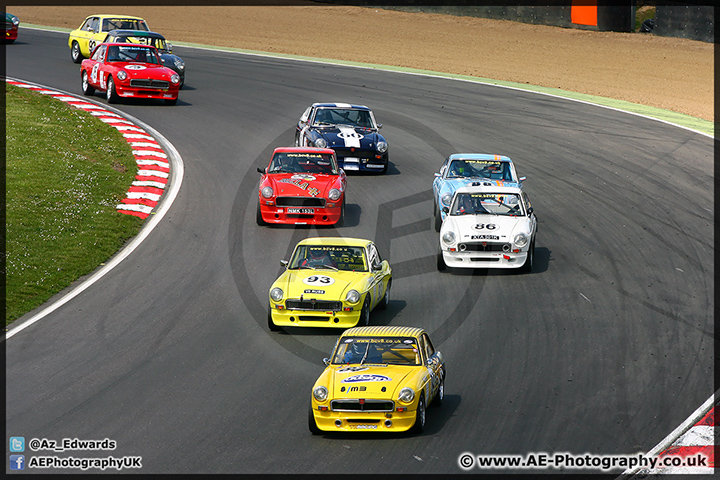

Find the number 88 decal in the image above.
[{"left": 303, "top": 275, "right": 335, "bottom": 286}]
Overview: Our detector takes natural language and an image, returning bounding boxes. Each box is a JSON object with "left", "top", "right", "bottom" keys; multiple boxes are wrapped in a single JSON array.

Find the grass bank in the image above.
[{"left": 5, "top": 84, "right": 143, "bottom": 326}]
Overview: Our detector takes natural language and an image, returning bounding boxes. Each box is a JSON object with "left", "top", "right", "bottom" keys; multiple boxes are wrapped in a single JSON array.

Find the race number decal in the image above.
[
  {"left": 91, "top": 64, "right": 100, "bottom": 84},
  {"left": 302, "top": 275, "right": 335, "bottom": 286}
]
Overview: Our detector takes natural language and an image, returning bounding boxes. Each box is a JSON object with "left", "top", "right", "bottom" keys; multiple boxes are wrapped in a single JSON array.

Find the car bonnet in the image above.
[{"left": 330, "top": 364, "right": 414, "bottom": 399}]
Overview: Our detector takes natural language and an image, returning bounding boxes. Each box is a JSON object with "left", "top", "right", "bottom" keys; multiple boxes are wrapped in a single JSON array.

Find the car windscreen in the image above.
[
  {"left": 312, "top": 108, "right": 373, "bottom": 128},
  {"left": 289, "top": 245, "right": 367, "bottom": 272},
  {"left": 107, "top": 45, "right": 159, "bottom": 64},
  {"left": 450, "top": 192, "right": 524, "bottom": 216},
  {"left": 102, "top": 18, "right": 149, "bottom": 31},
  {"left": 268, "top": 152, "right": 337, "bottom": 174},
  {"left": 332, "top": 337, "right": 420, "bottom": 365},
  {"left": 446, "top": 159, "right": 513, "bottom": 181}
]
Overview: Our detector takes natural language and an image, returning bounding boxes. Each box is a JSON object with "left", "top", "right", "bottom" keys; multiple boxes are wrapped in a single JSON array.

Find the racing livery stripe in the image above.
[
  {"left": 6, "top": 79, "right": 171, "bottom": 220},
  {"left": 337, "top": 125, "right": 361, "bottom": 148}
]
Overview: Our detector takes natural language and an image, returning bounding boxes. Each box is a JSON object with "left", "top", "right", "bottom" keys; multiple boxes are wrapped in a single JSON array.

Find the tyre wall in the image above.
[{"left": 333, "top": 1, "right": 713, "bottom": 42}]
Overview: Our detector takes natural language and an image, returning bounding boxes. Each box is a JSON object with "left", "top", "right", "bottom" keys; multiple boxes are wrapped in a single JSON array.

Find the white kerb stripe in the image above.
[
  {"left": 133, "top": 150, "right": 168, "bottom": 158},
  {"left": 117, "top": 204, "right": 154, "bottom": 213},
  {"left": 137, "top": 170, "right": 169, "bottom": 178},
  {"left": 671, "top": 425, "right": 714, "bottom": 447},
  {"left": 133, "top": 180, "right": 167, "bottom": 188},
  {"left": 126, "top": 192, "right": 162, "bottom": 201}
]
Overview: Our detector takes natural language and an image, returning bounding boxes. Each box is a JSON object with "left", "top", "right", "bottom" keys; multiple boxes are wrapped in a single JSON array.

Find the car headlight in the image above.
[
  {"left": 398, "top": 387, "right": 415, "bottom": 403},
  {"left": 376, "top": 141, "right": 388, "bottom": 153},
  {"left": 314, "top": 138, "right": 328, "bottom": 148},
  {"left": 313, "top": 386, "right": 329, "bottom": 402},
  {"left": 170, "top": 74, "right": 180, "bottom": 85},
  {"left": 12, "top": 17, "right": 19, "bottom": 26},
  {"left": 261, "top": 186, "right": 274, "bottom": 199},
  {"left": 441, "top": 193, "right": 452, "bottom": 207},
  {"left": 270, "top": 287, "right": 284, "bottom": 302},
  {"left": 514, "top": 233, "right": 528, "bottom": 248},
  {"left": 345, "top": 290, "right": 360, "bottom": 304},
  {"left": 174, "top": 58, "right": 185, "bottom": 70},
  {"left": 442, "top": 230, "right": 456, "bottom": 245},
  {"left": 116, "top": 70, "right": 127, "bottom": 81},
  {"left": 328, "top": 188, "right": 341, "bottom": 201}
]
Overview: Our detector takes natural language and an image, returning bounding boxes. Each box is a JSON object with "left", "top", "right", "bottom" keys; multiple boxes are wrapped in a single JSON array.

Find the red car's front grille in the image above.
[
  {"left": 276, "top": 197, "right": 325, "bottom": 207},
  {"left": 129, "top": 79, "right": 170, "bottom": 89}
]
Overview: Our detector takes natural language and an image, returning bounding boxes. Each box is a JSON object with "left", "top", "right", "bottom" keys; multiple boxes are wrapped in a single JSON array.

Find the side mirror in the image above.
[
  {"left": 167, "top": 42, "right": 173, "bottom": 52},
  {"left": 323, "top": 358, "right": 330, "bottom": 366},
  {"left": 442, "top": 206, "right": 449, "bottom": 214},
  {"left": 519, "top": 176, "right": 527, "bottom": 182},
  {"left": 280, "top": 259, "right": 288, "bottom": 268},
  {"left": 257, "top": 167, "right": 266, "bottom": 174},
  {"left": 434, "top": 172, "right": 441, "bottom": 178},
  {"left": 527, "top": 207, "right": 533, "bottom": 215},
  {"left": 372, "top": 263, "right": 383, "bottom": 272},
  {"left": 377, "top": 123, "right": 383, "bottom": 129}
]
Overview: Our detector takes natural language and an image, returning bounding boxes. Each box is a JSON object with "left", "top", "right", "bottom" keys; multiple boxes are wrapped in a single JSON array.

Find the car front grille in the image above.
[
  {"left": 276, "top": 197, "right": 326, "bottom": 207},
  {"left": 458, "top": 242, "right": 510, "bottom": 252},
  {"left": 286, "top": 299, "right": 342, "bottom": 311},
  {"left": 129, "top": 79, "right": 170, "bottom": 89},
  {"left": 331, "top": 399, "right": 394, "bottom": 412},
  {"left": 333, "top": 147, "right": 375, "bottom": 160}
]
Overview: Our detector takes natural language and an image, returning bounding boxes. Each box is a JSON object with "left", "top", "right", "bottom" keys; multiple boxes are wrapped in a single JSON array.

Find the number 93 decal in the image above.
[{"left": 303, "top": 275, "right": 335, "bottom": 286}]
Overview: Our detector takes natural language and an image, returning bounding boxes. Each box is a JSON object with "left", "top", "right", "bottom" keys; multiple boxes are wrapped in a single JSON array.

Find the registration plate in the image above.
[
  {"left": 287, "top": 208, "right": 314, "bottom": 214},
  {"left": 351, "top": 424, "right": 378, "bottom": 429}
]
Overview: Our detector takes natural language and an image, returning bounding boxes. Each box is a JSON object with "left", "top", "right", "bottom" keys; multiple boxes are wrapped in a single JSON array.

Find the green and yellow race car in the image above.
[{"left": 267, "top": 237, "right": 392, "bottom": 331}]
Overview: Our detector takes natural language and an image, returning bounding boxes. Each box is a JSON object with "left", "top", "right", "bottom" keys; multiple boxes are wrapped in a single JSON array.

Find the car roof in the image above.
[
  {"left": 106, "top": 29, "right": 165, "bottom": 39},
  {"left": 295, "top": 237, "right": 372, "bottom": 248},
  {"left": 341, "top": 325, "right": 426, "bottom": 339},
  {"left": 448, "top": 153, "right": 513, "bottom": 163},
  {"left": 272, "top": 146, "right": 336, "bottom": 155},
  {"left": 454, "top": 184, "right": 524, "bottom": 195},
  {"left": 88, "top": 14, "right": 146, "bottom": 20},
  {"left": 312, "top": 102, "right": 371, "bottom": 111}
]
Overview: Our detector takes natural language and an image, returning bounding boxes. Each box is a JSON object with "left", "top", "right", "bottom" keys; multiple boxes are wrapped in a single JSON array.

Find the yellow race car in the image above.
[
  {"left": 267, "top": 237, "right": 392, "bottom": 331},
  {"left": 309, "top": 325, "right": 445, "bottom": 434},
  {"left": 68, "top": 14, "right": 149, "bottom": 63}
]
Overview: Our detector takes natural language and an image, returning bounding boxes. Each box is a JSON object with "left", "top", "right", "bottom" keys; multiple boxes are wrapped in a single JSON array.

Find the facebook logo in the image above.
[
  {"left": 9, "top": 455, "right": 25, "bottom": 470},
  {"left": 9, "top": 437, "right": 24, "bottom": 452}
]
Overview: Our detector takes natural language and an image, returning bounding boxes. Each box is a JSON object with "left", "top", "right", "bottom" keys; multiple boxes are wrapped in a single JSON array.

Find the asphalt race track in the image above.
[{"left": 5, "top": 29, "right": 714, "bottom": 474}]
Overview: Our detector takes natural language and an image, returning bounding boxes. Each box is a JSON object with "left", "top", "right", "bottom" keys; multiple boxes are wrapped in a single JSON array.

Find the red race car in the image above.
[
  {"left": 80, "top": 42, "right": 180, "bottom": 105},
  {"left": 256, "top": 147, "right": 347, "bottom": 226}
]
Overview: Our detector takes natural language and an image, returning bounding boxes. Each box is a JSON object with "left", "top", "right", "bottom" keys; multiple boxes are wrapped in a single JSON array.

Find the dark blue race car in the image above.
[{"left": 295, "top": 103, "right": 389, "bottom": 174}]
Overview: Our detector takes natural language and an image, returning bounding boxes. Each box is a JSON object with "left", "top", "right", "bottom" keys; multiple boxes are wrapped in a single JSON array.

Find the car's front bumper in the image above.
[
  {"left": 442, "top": 249, "right": 528, "bottom": 269},
  {"left": 270, "top": 303, "right": 360, "bottom": 328},
  {"left": 335, "top": 151, "right": 388, "bottom": 172},
  {"left": 311, "top": 406, "right": 418, "bottom": 432},
  {"left": 116, "top": 85, "right": 179, "bottom": 100},
  {"left": 259, "top": 203, "right": 342, "bottom": 225}
]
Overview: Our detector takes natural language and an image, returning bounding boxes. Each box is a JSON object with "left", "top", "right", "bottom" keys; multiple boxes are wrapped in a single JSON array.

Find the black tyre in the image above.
[
  {"left": 410, "top": 395, "right": 426, "bottom": 434},
  {"left": 437, "top": 249, "right": 447, "bottom": 271},
  {"left": 308, "top": 405, "right": 322, "bottom": 435},
  {"left": 71, "top": 41, "right": 83, "bottom": 63},
  {"left": 357, "top": 296, "right": 370, "bottom": 327},
  {"left": 336, "top": 198, "right": 345, "bottom": 227},
  {"left": 106, "top": 76, "right": 119, "bottom": 104},
  {"left": 378, "top": 280, "right": 390, "bottom": 310},
  {"left": 521, "top": 238, "right": 535, "bottom": 273},
  {"left": 256, "top": 202, "right": 267, "bottom": 226},
  {"left": 81, "top": 71, "right": 95, "bottom": 96},
  {"left": 434, "top": 206, "right": 442, "bottom": 232},
  {"left": 430, "top": 374, "right": 444, "bottom": 407},
  {"left": 268, "top": 306, "right": 280, "bottom": 332}
]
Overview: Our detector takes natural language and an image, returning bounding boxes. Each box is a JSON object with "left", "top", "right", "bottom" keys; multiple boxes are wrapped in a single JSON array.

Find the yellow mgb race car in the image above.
[
  {"left": 68, "top": 14, "right": 149, "bottom": 63},
  {"left": 267, "top": 237, "right": 392, "bottom": 331},
  {"left": 309, "top": 325, "right": 445, "bottom": 434}
]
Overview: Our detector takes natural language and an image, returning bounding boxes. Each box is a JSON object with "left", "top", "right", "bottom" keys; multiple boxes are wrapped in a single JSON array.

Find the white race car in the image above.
[{"left": 437, "top": 184, "right": 537, "bottom": 272}]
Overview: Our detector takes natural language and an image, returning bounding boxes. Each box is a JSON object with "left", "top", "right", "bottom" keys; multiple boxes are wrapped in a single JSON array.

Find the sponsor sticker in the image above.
[{"left": 341, "top": 374, "right": 392, "bottom": 383}]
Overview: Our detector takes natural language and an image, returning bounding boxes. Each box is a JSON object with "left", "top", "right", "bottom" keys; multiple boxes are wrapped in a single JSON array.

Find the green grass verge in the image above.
[{"left": 5, "top": 84, "right": 143, "bottom": 325}]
